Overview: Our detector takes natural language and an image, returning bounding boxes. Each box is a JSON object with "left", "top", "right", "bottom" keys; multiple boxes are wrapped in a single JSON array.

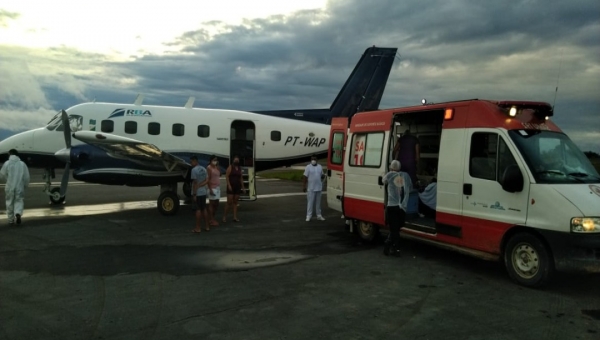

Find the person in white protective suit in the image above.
[{"left": 0, "top": 149, "right": 30, "bottom": 225}]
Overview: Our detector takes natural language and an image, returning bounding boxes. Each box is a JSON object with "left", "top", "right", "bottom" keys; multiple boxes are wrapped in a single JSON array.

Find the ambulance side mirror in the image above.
[{"left": 500, "top": 165, "right": 524, "bottom": 193}]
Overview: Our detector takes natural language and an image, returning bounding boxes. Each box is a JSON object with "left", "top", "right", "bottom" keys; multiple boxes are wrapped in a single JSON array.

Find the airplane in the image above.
[{"left": 0, "top": 46, "right": 398, "bottom": 216}]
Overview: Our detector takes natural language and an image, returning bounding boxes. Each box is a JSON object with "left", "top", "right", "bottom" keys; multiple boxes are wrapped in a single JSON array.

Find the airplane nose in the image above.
[{"left": 55, "top": 148, "right": 71, "bottom": 164}]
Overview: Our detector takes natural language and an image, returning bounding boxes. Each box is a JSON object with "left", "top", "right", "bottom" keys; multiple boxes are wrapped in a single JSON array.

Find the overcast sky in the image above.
[{"left": 1, "top": 0, "right": 598, "bottom": 152}]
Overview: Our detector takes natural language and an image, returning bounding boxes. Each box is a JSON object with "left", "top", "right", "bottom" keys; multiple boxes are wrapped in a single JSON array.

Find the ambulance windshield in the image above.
[{"left": 509, "top": 130, "right": 600, "bottom": 184}]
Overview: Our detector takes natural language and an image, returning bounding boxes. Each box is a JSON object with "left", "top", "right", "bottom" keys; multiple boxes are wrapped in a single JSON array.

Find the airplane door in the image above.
[
  {"left": 230, "top": 121, "right": 257, "bottom": 201},
  {"left": 326, "top": 118, "right": 348, "bottom": 213}
]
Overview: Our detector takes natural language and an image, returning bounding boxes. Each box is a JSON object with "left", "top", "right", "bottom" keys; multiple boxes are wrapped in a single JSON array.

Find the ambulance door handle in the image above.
[
  {"left": 378, "top": 176, "right": 383, "bottom": 186},
  {"left": 327, "top": 169, "right": 331, "bottom": 177},
  {"left": 463, "top": 183, "right": 472, "bottom": 195}
]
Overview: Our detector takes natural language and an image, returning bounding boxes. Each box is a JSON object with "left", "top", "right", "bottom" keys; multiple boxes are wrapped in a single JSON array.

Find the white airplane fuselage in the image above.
[{"left": 0, "top": 102, "right": 330, "bottom": 186}]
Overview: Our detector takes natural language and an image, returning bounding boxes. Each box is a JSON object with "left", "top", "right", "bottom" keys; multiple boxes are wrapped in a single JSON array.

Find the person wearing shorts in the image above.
[
  {"left": 207, "top": 155, "right": 221, "bottom": 227},
  {"left": 190, "top": 156, "right": 210, "bottom": 233},
  {"left": 222, "top": 155, "right": 245, "bottom": 222}
]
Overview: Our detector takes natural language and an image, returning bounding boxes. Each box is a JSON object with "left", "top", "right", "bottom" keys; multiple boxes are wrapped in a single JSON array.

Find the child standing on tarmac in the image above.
[{"left": 190, "top": 156, "right": 210, "bottom": 233}]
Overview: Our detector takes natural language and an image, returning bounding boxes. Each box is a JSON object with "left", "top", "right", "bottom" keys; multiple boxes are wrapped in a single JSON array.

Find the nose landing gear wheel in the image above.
[
  {"left": 157, "top": 191, "right": 180, "bottom": 216},
  {"left": 49, "top": 187, "right": 65, "bottom": 205}
]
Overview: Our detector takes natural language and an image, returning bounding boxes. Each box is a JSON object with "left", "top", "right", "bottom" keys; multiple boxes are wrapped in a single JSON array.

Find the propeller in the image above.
[{"left": 58, "top": 110, "right": 71, "bottom": 197}]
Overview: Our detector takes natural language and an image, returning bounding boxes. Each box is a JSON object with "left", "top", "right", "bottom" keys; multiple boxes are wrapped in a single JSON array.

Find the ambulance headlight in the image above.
[{"left": 571, "top": 217, "right": 600, "bottom": 233}]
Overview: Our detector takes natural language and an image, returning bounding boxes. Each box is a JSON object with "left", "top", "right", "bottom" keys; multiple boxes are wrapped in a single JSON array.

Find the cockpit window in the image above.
[
  {"left": 45, "top": 112, "right": 83, "bottom": 132},
  {"left": 46, "top": 112, "right": 62, "bottom": 131}
]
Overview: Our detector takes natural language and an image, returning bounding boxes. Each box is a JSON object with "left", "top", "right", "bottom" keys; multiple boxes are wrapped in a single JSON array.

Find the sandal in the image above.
[
  {"left": 192, "top": 229, "right": 201, "bottom": 234},
  {"left": 233, "top": 218, "right": 240, "bottom": 222},
  {"left": 205, "top": 228, "right": 211, "bottom": 232},
  {"left": 222, "top": 218, "right": 227, "bottom": 223}
]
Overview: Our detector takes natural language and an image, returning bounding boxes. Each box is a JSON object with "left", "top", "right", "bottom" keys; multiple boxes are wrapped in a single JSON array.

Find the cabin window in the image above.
[
  {"left": 197, "top": 125, "right": 210, "bottom": 138},
  {"left": 172, "top": 123, "right": 185, "bottom": 137},
  {"left": 349, "top": 132, "right": 384, "bottom": 167},
  {"left": 101, "top": 120, "right": 114, "bottom": 133},
  {"left": 124, "top": 121, "right": 137, "bottom": 134},
  {"left": 270, "top": 131, "right": 281, "bottom": 142},
  {"left": 148, "top": 122, "right": 160, "bottom": 135},
  {"left": 330, "top": 132, "right": 345, "bottom": 165}
]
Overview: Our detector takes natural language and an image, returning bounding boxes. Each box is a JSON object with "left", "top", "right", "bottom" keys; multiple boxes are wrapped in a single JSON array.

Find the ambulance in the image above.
[{"left": 326, "top": 99, "right": 600, "bottom": 287}]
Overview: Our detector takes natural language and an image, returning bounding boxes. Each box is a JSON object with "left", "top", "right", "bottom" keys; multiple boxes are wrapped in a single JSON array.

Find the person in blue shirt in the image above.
[
  {"left": 382, "top": 160, "right": 412, "bottom": 256},
  {"left": 190, "top": 156, "right": 210, "bottom": 233}
]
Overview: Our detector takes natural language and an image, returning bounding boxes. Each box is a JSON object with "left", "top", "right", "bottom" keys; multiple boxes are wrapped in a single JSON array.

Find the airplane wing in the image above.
[{"left": 72, "top": 131, "right": 190, "bottom": 172}]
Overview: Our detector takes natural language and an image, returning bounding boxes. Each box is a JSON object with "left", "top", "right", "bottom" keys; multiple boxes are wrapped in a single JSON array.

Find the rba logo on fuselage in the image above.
[{"left": 108, "top": 108, "right": 152, "bottom": 118}]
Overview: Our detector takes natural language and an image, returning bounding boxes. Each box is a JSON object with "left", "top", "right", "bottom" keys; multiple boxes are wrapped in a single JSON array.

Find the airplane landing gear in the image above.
[
  {"left": 182, "top": 181, "right": 192, "bottom": 198},
  {"left": 158, "top": 183, "right": 180, "bottom": 216},
  {"left": 43, "top": 168, "right": 65, "bottom": 205},
  {"left": 49, "top": 187, "right": 65, "bottom": 205}
]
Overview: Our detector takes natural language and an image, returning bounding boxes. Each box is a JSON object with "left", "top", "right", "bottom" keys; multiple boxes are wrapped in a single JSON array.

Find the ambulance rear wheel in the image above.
[
  {"left": 356, "top": 221, "right": 379, "bottom": 242},
  {"left": 504, "top": 233, "right": 554, "bottom": 288},
  {"left": 157, "top": 191, "right": 180, "bottom": 216},
  {"left": 49, "top": 187, "right": 65, "bottom": 205}
]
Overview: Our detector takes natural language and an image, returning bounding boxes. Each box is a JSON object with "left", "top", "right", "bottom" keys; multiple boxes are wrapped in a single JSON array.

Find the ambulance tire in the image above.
[
  {"left": 504, "top": 232, "right": 554, "bottom": 288},
  {"left": 157, "top": 191, "right": 180, "bottom": 216},
  {"left": 356, "top": 221, "right": 379, "bottom": 242}
]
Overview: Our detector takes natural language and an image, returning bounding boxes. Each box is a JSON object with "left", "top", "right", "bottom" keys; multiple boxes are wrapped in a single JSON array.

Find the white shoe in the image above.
[
  {"left": 317, "top": 216, "right": 325, "bottom": 221},
  {"left": 306, "top": 216, "right": 311, "bottom": 222}
]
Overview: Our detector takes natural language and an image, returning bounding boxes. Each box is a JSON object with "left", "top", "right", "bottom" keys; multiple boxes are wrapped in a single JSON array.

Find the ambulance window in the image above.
[
  {"left": 270, "top": 131, "right": 281, "bottom": 142},
  {"left": 101, "top": 120, "right": 114, "bottom": 133},
  {"left": 330, "top": 132, "right": 344, "bottom": 165},
  {"left": 172, "top": 123, "right": 185, "bottom": 137},
  {"left": 198, "top": 125, "right": 210, "bottom": 138},
  {"left": 469, "top": 132, "right": 498, "bottom": 181},
  {"left": 350, "top": 132, "right": 384, "bottom": 167},
  {"left": 124, "top": 121, "right": 137, "bottom": 134},
  {"left": 148, "top": 122, "right": 160, "bottom": 135}
]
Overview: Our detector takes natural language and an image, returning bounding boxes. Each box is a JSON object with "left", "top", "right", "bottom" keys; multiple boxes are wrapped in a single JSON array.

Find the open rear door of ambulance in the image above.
[{"left": 326, "top": 117, "right": 348, "bottom": 214}]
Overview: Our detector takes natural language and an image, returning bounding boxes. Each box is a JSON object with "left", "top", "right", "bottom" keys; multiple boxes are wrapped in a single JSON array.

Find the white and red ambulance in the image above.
[{"left": 326, "top": 99, "right": 600, "bottom": 287}]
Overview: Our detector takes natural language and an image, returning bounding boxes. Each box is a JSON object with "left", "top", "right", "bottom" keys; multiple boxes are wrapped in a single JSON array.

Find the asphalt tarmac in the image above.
[{"left": 0, "top": 171, "right": 599, "bottom": 340}]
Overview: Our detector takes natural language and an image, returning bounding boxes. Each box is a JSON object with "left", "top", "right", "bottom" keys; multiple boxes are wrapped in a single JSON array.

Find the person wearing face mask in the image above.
[
  {"left": 303, "top": 155, "right": 325, "bottom": 222},
  {"left": 206, "top": 155, "right": 221, "bottom": 227},
  {"left": 382, "top": 160, "right": 412, "bottom": 256},
  {"left": 223, "top": 155, "right": 245, "bottom": 222}
]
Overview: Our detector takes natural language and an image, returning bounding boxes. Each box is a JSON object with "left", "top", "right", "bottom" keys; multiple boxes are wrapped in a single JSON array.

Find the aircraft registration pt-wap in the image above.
[{"left": 0, "top": 46, "right": 398, "bottom": 216}]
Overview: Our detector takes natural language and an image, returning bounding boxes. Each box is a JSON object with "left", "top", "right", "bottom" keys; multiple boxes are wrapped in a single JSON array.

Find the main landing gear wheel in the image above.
[
  {"left": 356, "top": 221, "right": 379, "bottom": 242},
  {"left": 49, "top": 187, "right": 65, "bottom": 205},
  {"left": 157, "top": 191, "right": 180, "bottom": 216},
  {"left": 182, "top": 181, "right": 192, "bottom": 198},
  {"left": 504, "top": 232, "right": 554, "bottom": 288}
]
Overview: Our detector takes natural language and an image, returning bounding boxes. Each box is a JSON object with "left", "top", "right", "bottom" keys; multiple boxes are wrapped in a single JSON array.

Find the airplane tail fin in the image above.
[
  {"left": 329, "top": 46, "right": 397, "bottom": 118},
  {"left": 252, "top": 46, "right": 397, "bottom": 124}
]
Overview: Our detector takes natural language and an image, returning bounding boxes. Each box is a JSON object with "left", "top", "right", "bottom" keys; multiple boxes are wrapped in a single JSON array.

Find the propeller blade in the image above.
[
  {"left": 60, "top": 162, "right": 70, "bottom": 197},
  {"left": 61, "top": 110, "right": 71, "bottom": 148}
]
